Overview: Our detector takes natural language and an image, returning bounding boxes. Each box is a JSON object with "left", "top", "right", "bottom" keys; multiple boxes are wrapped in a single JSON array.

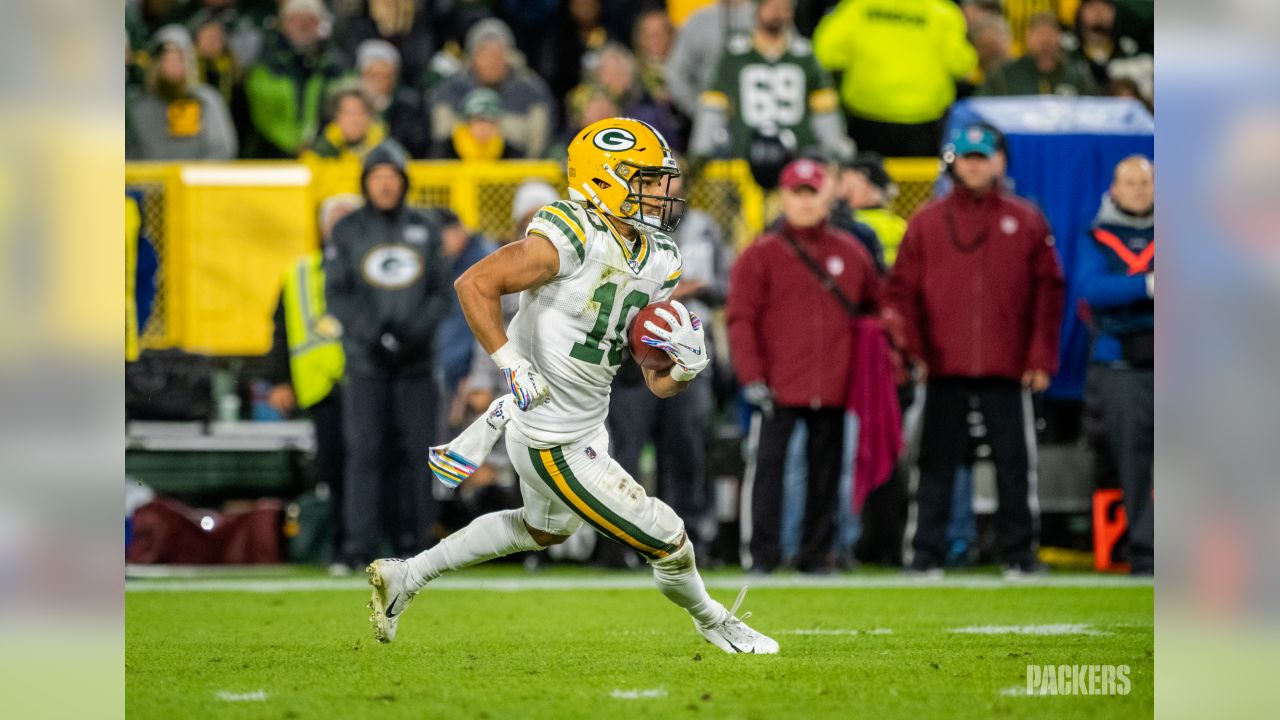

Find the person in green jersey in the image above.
[{"left": 689, "top": 0, "right": 851, "bottom": 165}]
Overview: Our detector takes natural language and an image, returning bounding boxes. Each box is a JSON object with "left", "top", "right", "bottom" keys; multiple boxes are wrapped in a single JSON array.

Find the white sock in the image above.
[
  {"left": 404, "top": 509, "right": 542, "bottom": 592},
  {"left": 650, "top": 540, "right": 727, "bottom": 627}
]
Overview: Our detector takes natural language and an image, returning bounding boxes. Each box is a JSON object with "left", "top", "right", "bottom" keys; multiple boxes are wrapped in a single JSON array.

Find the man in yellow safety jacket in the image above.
[
  {"left": 840, "top": 153, "right": 909, "bottom": 266},
  {"left": 813, "top": 0, "right": 977, "bottom": 156},
  {"left": 265, "top": 193, "right": 362, "bottom": 574}
]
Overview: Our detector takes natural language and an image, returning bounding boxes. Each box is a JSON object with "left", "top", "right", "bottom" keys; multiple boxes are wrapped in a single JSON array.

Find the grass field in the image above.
[{"left": 126, "top": 567, "right": 1153, "bottom": 719}]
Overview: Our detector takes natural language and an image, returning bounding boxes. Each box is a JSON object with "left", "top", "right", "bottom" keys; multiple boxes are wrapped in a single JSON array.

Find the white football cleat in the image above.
[
  {"left": 695, "top": 587, "right": 779, "bottom": 655},
  {"left": 366, "top": 559, "right": 416, "bottom": 644}
]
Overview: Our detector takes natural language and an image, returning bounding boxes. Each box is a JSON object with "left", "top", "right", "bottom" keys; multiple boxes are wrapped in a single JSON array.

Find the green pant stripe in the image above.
[
  {"left": 548, "top": 447, "right": 676, "bottom": 555},
  {"left": 526, "top": 447, "right": 650, "bottom": 555}
]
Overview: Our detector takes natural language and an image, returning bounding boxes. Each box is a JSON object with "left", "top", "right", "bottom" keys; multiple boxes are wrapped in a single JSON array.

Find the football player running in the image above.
[{"left": 365, "top": 118, "right": 779, "bottom": 655}]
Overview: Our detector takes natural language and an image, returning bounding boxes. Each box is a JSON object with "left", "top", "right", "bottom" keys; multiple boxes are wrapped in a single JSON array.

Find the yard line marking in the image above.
[
  {"left": 126, "top": 574, "right": 1153, "bottom": 594},
  {"left": 214, "top": 690, "right": 267, "bottom": 702},
  {"left": 949, "top": 624, "right": 1107, "bottom": 636},
  {"left": 610, "top": 687, "right": 667, "bottom": 699}
]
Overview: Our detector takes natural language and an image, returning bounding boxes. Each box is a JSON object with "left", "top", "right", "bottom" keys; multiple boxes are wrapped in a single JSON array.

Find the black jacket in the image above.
[{"left": 324, "top": 144, "right": 450, "bottom": 376}]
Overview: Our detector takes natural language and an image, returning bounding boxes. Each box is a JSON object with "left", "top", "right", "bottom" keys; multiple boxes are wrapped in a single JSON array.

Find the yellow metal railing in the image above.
[{"left": 125, "top": 159, "right": 937, "bottom": 356}]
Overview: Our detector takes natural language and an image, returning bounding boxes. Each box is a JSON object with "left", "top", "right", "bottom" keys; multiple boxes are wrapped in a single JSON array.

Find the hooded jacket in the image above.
[
  {"left": 1077, "top": 194, "right": 1154, "bottom": 364},
  {"left": 727, "top": 220, "right": 881, "bottom": 409},
  {"left": 886, "top": 185, "right": 1065, "bottom": 381},
  {"left": 323, "top": 143, "right": 450, "bottom": 376}
]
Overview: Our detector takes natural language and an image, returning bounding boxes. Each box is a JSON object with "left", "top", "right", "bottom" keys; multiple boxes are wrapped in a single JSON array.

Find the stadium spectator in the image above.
[
  {"left": 167, "top": 0, "right": 277, "bottom": 66},
  {"left": 433, "top": 87, "right": 526, "bottom": 160},
  {"left": 509, "top": 179, "right": 561, "bottom": 245},
  {"left": 548, "top": 0, "right": 614, "bottom": 108},
  {"left": 978, "top": 13, "right": 1099, "bottom": 97},
  {"left": 495, "top": 0, "right": 561, "bottom": 91},
  {"left": 126, "top": 25, "right": 238, "bottom": 161},
  {"left": 813, "top": 0, "right": 977, "bottom": 157},
  {"left": 336, "top": 0, "right": 437, "bottom": 92},
  {"left": 632, "top": 8, "right": 676, "bottom": 108},
  {"left": 1066, "top": 0, "right": 1153, "bottom": 106},
  {"left": 607, "top": 169, "right": 730, "bottom": 555},
  {"left": 357, "top": 39, "right": 430, "bottom": 158},
  {"left": 545, "top": 88, "right": 621, "bottom": 162},
  {"left": 435, "top": 208, "right": 497, "bottom": 399},
  {"left": 959, "top": 6, "right": 1011, "bottom": 96},
  {"left": 427, "top": 18, "right": 556, "bottom": 159},
  {"left": 567, "top": 43, "right": 683, "bottom": 152},
  {"left": 324, "top": 142, "right": 451, "bottom": 567},
  {"left": 1078, "top": 156, "right": 1154, "bottom": 576},
  {"left": 959, "top": 0, "right": 1003, "bottom": 29},
  {"left": 265, "top": 193, "right": 362, "bottom": 574},
  {"left": 885, "top": 123, "right": 1064, "bottom": 578},
  {"left": 665, "top": 0, "right": 756, "bottom": 119},
  {"left": 728, "top": 158, "right": 882, "bottom": 574},
  {"left": 301, "top": 84, "right": 388, "bottom": 161},
  {"left": 841, "top": 153, "right": 908, "bottom": 267},
  {"left": 689, "top": 0, "right": 850, "bottom": 165},
  {"left": 186, "top": 7, "right": 239, "bottom": 107},
  {"left": 243, "top": 0, "right": 348, "bottom": 158}
]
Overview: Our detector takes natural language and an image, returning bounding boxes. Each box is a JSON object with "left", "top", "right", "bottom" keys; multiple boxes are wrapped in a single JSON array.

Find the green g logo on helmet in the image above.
[{"left": 592, "top": 128, "right": 637, "bottom": 152}]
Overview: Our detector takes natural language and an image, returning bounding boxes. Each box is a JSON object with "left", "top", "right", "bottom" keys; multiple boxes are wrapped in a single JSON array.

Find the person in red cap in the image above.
[{"left": 727, "top": 157, "right": 882, "bottom": 573}]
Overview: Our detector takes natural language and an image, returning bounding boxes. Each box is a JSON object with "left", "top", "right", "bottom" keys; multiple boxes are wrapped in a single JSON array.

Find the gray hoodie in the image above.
[{"left": 126, "top": 25, "right": 237, "bottom": 161}]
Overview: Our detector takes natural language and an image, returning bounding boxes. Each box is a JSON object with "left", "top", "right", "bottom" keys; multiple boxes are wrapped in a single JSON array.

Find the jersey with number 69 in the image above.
[
  {"left": 699, "top": 34, "right": 841, "bottom": 157},
  {"left": 507, "top": 199, "right": 682, "bottom": 447}
]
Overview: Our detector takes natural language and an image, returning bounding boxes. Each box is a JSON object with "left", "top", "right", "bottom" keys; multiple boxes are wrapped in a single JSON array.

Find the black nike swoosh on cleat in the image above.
[
  {"left": 725, "top": 638, "right": 744, "bottom": 653},
  {"left": 385, "top": 596, "right": 401, "bottom": 619}
]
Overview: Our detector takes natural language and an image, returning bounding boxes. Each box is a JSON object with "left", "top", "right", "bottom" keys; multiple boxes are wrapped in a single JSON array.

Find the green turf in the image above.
[{"left": 126, "top": 571, "right": 1152, "bottom": 719}]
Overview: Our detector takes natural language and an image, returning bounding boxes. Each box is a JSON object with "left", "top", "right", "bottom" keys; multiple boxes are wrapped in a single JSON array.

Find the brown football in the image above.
[{"left": 627, "top": 300, "right": 677, "bottom": 371}]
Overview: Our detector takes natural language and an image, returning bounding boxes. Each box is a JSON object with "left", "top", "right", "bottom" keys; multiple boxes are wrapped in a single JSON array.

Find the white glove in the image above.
[
  {"left": 742, "top": 381, "right": 775, "bottom": 419},
  {"left": 491, "top": 343, "right": 550, "bottom": 411},
  {"left": 642, "top": 300, "right": 711, "bottom": 382}
]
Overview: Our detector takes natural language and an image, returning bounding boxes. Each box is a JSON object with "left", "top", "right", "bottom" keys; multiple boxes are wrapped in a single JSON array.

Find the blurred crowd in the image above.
[
  {"left": 126, "top": 0, "right": 1153, "bottom": 162},
  {"left": 126, "top": 0, "right": 1154, "bottom": 578}
]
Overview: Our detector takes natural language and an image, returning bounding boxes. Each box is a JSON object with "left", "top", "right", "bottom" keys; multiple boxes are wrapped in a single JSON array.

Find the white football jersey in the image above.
[{"left": 506, "top": 199, "right": 682, "bottom": 447}]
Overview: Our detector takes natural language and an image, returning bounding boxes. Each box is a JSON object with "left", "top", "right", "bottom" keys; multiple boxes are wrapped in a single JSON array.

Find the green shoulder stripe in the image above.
[
  {"left": 534, "top": 207, "right": 586, "bottom": 262},
  {"left": 548, "top": 201, "right": 588, "bottom": 235}
]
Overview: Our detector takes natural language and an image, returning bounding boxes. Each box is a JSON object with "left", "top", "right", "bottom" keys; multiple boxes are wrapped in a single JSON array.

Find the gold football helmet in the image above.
[{"left": 566, "top": 117, "right": 685, "bottom": 232}]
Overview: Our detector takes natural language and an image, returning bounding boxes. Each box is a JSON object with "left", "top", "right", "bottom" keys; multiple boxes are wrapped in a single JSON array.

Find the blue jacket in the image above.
[{"left": 1077, "top": 195, "right": 1154, "bottom": 363}]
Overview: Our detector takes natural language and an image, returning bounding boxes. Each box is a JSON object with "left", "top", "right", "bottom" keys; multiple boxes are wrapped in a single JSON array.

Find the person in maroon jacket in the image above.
[
  {"left": 727, "top": 157, "right": 881, "bottom": 573},
  {"left": 886, "top": 123, "right": 1065, "bottom": 577}
]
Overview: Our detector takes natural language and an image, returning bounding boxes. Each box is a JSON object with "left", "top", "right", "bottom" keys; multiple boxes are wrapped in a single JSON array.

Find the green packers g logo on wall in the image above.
[{"left": 593, "top": 127, "right": 637, "bottom": 152}]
